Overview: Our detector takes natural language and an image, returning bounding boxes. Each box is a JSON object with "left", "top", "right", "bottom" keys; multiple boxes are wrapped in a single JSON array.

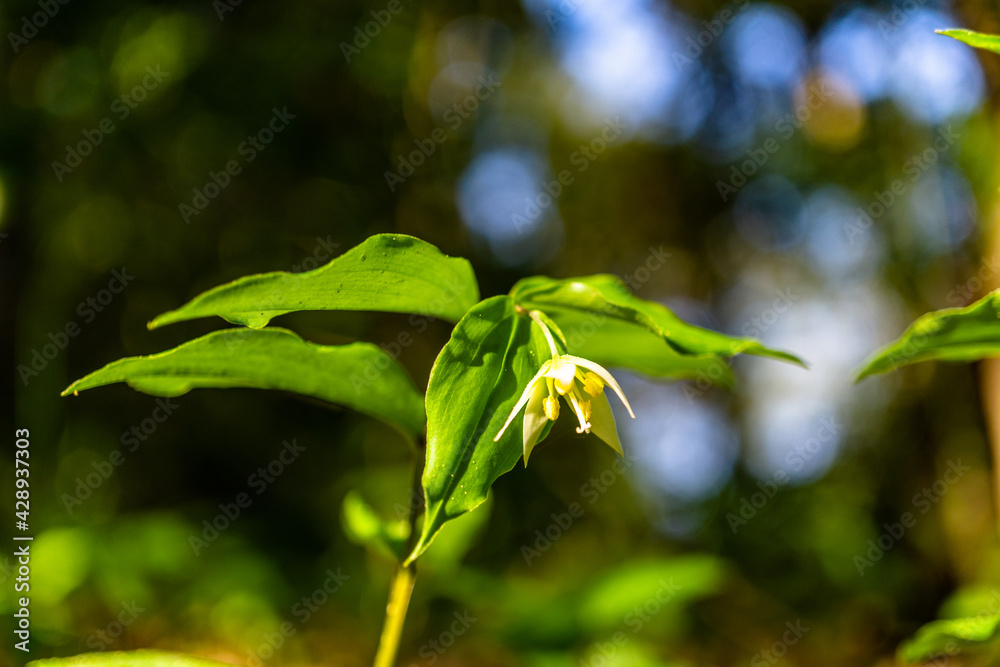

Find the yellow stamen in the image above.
[
  {"left": 544, "top": 395, "right": 560, "bottom": 421},
  {"left": 581, "top": 372, "right": 604, "bottom": 396},
  {"left": 580, "top": 398, "right": 592, "bottom": 423}
]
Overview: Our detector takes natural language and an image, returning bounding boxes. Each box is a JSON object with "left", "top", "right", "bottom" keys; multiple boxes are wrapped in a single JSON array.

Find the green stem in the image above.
[
  {"left": 372, "top": 564, "right": 416, "bottom": 667},
  {"left": 372, "top": 436, "right": 425, "bottom": 667},
  {"left": 528, "top": 309, "right": 559, "bottom": 356}
]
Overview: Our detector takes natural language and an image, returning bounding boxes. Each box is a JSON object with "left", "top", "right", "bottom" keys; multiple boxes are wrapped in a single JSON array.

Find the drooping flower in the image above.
[{"left": 495, "top": 312, "right": 635, "bottom": 462}]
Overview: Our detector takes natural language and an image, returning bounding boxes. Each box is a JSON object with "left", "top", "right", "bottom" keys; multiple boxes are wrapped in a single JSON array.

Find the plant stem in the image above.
[
  {"left": 372, "top": 436, "right": 425, "bottom": 667},
  {"left": 372, "top": 563, "right": 416, "bottom": 667},
  {"left": 529, "top": 310, "right": 560, "bottom": 356}
]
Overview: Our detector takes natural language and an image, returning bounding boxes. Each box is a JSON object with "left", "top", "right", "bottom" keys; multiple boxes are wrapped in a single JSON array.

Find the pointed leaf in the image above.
[
  {"left": 899, "top": 612, "right": 1000, "bottom": 663},
  {"left": 149, "top": 234, "right": 479, "bottom": 329},
  {"left": 28, "top": 651, "right": 233, "bottom": 667},
  {"left": 937, "top": 29, "right": 1000, "bottom": 55},
  {"left": 547, "top": 307, "right": 735, "bottom": 388},
  {"left": 513, "top": 274, "right": 803, "bottom": 367},
  {"left": 406, "top": 296, "right": 549, "bottom": 563},
  {"left": 511, "top": 274, "right": 675, "bottom": 344},
  {"left": 62, "top": 328, "right": 425, "bottom": 439},
  {"left": 856, "top": 292, "right": 1000, "bottom": 381}
]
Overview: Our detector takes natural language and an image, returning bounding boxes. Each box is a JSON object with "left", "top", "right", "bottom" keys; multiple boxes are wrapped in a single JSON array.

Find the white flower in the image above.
[{"left": 494, "top": 312, "right": 635, "bottom": 462}]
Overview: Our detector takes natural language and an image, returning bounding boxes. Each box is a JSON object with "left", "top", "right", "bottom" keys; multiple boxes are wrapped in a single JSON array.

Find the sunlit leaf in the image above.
[
  {"left": 899, "top": 612, "right": 1000, "bottom": 663},
  {"left": 856, "top": 291, "right": 1000, "bottom": 380},
  {"left": 511, "top": 275, "right": 672, "bottom": 343},
  {"left": 550, "top": 308, "right": 735, "bottom": 388},
  {"left": 149, "top": 234, "right": 479, "bottom": 329},
  {"left": 405, "top": 296, "right": 549, "bottom": 563},
  {"left": 28, "top": 651, "right": 233, "bottom": 667},
  {"left": 512, "top": 274, "right": 804, "bottom": 366},
  {"left": 937, "top": 29, "right": 1000, "bottom": 55},
  {"left": 341, "top": 490, "right": 410, "bottom": 561},
  {"left": 62, "top": 328, "right": 425, "bottom": 439}
]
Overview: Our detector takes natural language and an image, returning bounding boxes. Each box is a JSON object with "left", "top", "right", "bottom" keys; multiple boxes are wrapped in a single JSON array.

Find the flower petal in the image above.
[
  {"left": 588, "top": 391, "right": 624, "bottom": 457},
  {"left": 522, "top": 381, "right": 550, "bottom": 464},
  {"left": 562, "top": 355, "right": 635, "bottom": 418},
  {"left": 494, "top": 362, "right": 550, "bottom": 442},
  {"left": 545, "top": 356, "right": 578, "bottom": 394}
]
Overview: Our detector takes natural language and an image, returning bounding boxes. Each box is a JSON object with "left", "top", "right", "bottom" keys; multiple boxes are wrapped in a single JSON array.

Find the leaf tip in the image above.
[
  {"left": 785, "top": 353, "right": 809, "bottom": 369},
  {"left": 853, "top": 365, "right": 876, "bottom": 383},
  {"left": 147, "top": 311, "right": 175, "bottom": 330}
]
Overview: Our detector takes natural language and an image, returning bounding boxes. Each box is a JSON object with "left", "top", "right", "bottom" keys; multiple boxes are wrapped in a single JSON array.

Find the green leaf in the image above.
[
  {"left": 856, "top": 292, "right": 1000, "bottom": 381},
  {"left": 62, "top": 327, "right": 425, "bottom": 440},
  {"left": 405, "top": 296, "right": 549, "bottom": 564},
  {"left": 937, "top": 29, "right": 1000, "bottom": 55},
  {"left": 149, "top": 234, "right": 479, "bottom": 329},
  {"left": 548, "top": 308, "right": 735, "bottom": 388},
  {"left": 341, "top": 490, "right": 410, "bottom": 561},
  {"left": 27, "top": 651, "right": 233, "bottom": 667},
  {"left": 511, "top": 274, "right": 676, "bottom": 344},
  {"left": 512, "top": 274, "right": 804, "bottom": 366},
  {"left": 899, "top": 612, "right": 1000, "bottom": 663}
]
